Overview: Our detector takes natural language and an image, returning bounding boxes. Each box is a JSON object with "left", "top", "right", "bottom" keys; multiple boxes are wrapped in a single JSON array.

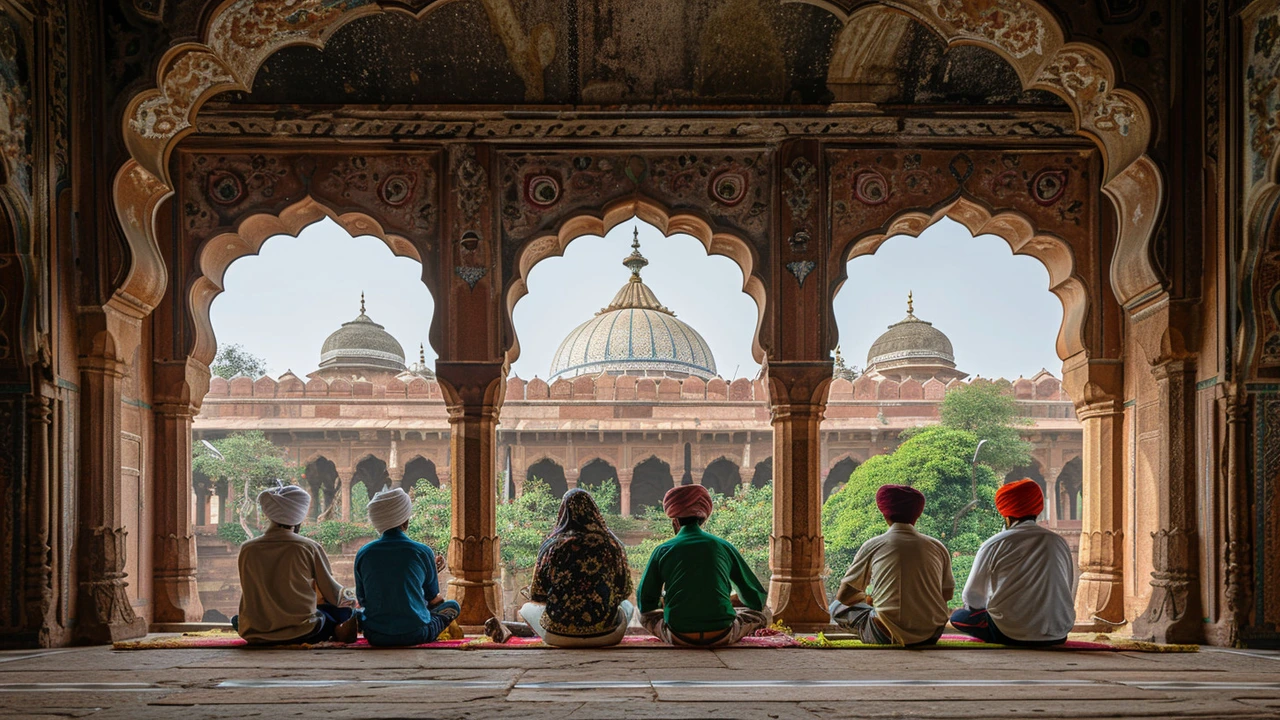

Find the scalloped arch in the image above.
[
  {"left": 113, "top": 0, "right": 1163, "bottom": 323},
  {"left": 189, "top": 196, "right": 426, "bottom": 369},
  {"left": 834, "top": 196, "right": 1090, "bottom": 363},
  {"left": 504, "top": 196, "right": 768, "bottom": 370}
]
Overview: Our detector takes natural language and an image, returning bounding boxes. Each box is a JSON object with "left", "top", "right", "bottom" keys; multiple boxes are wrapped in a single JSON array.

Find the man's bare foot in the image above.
[
  {"left": 334, "top": 614, "right": 359, "bottom": 644},
  {"left": 484, "top": 617, "right": 513, "bottom": 644}
]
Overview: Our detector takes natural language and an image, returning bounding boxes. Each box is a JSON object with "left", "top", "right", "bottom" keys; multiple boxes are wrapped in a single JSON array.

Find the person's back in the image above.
[
  {"left": 967, "top": 521, "right": 1074, "bottom": 641},
  {"left": 355, "top": 529, "right": 437, "bottom": 638},
  {"left": 646, "top": 524, "right": 747, "bottom": 632},
  {"left": 236, "top": 525, "right": 343, "bottom": 643},
  {"left": 355, "top": 488, "right": 459, "bottom": 646},
  {"left": 638, "top": 485, "right": 771, "bottom": 647},
  {"left": 830, "top": 484, "right": 954, "bottom": 646}
]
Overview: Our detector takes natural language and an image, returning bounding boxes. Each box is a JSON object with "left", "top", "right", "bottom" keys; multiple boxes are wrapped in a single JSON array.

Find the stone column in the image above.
[
  {"left": 336, "top": 472, "right": 352, "bottom": 522},
  {"left": 437, "top": 362, "right": 505, "bottom": 625},
  {"left": 75, "top": 342, "right": 147, "bottom": 643},
  {"left": 25, "top": 396, "right": 55, "bottom": 643},
  {"left": 1070, "top": 392, "right": 1127, "bottom": 630},
  {"left": 1045, "top": 466, "right": 1059, "bottom": 525},
  {"left": 151, "top": 397, "right": 205, "bottom": 623},
  {"left": 740, "top": 467, "right": 753, "bottom": 488},
  {"left": 765, "top": 362, "right": 832, "bottom": 629},
  {"left": 565, "top": 467, "right": 580, "bottom": 490},
  {"left": 691, "top": 467, "right": 706, "bottom": 486},
  {"left": 1133, "top": 354, "right": 1202, "bottom": 643},
  {"left": 617, "top": 468, "right": 633, "bottom": 516}
]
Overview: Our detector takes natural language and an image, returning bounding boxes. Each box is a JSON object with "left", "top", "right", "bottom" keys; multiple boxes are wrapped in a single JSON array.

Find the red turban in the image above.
[
  {"left": 876, "top": 484, "right": 926, "bottom": 524},
  {"left": 996, "top": 479, "right": 1044, "bottom": 518},
  {"left": 663, "top": 484, "right": 714, "bottom": 520}
]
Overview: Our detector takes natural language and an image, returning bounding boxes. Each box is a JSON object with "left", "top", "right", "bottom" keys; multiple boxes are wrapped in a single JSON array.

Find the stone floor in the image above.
[{"left": 1, "top": 638, "right": 1279, "bottom": 719}]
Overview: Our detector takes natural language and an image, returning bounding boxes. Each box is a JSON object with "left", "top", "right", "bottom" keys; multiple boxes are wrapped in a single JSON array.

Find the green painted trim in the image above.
[
  {"left": 1247, "top": 383, "right": 1280, "bottom": 394},
  {"left": 0, "top": 383, "right": 31, "bottom": 395},
  {"left": 56, "top": 378, "right": 79, "bottom": 392},
  {"left": 122, "top": 396, "right": 153, "bottom": 410},
  {"left": 1123, "top": 399, "right": 1136, "bottom": 408},
  {"left": 1196, "top": 377, "right": 1220, "bottom": 391}
]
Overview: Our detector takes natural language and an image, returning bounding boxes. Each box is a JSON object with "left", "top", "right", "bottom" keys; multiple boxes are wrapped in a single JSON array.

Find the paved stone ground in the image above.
[{"left": 2, "top": 639, "right": 1279, "bottom": 719}]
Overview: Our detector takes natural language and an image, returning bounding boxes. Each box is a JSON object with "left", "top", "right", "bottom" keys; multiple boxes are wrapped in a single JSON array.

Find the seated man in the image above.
[
  {"left": 233, "top": 484, "right": 357, "bottom": 645},
  {"left": 638, "top": 485, "right": 772, "bottom": 647},
  {"left": 355, "top": 487, "right": 461, "bottom": 647},
  {"left": 829, "top": 484, "right": 953, "bottom": 646},
  {"left": 950, "top": 479, "right": 1074, "bottom": 647}
]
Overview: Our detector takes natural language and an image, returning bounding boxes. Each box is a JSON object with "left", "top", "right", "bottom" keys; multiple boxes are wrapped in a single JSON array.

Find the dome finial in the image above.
[
  {"left": 360, "top": 292, "right": 366, "bottom": 315},
  {"left": 419, "top": 343, "right": 426, "bottom": 366},
  {"left": 623, "top": 226, "right": 649, "bottom": 281},
  {"left": 907, "top": 290, "right": 914, "bottom": 316}
]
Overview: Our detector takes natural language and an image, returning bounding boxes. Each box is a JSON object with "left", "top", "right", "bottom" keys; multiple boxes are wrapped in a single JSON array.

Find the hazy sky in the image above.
[{"left": 209, "top": 217, "right": 1064, "bottom": 381}]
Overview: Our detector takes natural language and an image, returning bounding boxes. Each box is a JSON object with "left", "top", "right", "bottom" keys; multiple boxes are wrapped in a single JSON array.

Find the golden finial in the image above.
[
  {"left": 360, "top": 292, "right": 366, "bottom": 314},
  {"left": 907, "top": 290, "right": 914, "bottom": 316},
  {"left": 419, "top": 343, "right": 426, "bottom": 365}
]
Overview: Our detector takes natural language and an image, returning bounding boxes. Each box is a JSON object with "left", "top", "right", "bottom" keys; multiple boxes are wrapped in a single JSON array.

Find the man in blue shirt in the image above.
[{"left": 355, "top": 488, "right": 460, "bottom": 646}]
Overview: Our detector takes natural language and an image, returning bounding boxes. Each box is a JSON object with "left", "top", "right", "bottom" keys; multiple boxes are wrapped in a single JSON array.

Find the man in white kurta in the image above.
[{"left": 950, "top": 479, "right": 1074, "bottom": 646}]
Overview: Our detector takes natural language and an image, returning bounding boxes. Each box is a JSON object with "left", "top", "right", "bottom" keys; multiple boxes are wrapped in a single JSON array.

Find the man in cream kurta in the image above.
[{"left": 829, "top": 484, "right": 954, "bottom": 645}]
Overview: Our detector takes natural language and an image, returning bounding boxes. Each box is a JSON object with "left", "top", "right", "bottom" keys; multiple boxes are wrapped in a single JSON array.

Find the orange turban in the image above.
[
  {"left": 996, "top": 479, "right": 1044, "bottom": 518},
  {"left": 663, "top": 484, "right": 714, "bottom": 520},
  {"left": 875, "top": 484, "right": 926, "bottom": 524}
]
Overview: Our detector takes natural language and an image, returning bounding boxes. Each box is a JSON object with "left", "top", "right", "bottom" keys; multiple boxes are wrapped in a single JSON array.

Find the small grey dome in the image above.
[
  {"left": 866, "top": 293, "right": 958, "bottom": 375},
  {"left": 319, "top": 296, "right": 406, "bottom": 372}
]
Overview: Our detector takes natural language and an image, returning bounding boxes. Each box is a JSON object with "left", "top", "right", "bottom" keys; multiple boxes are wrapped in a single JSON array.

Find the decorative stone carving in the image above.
[
  {"left": 1246, "top": 10, "right": 1280, "bottom": 188},
  {"left": 0, "top": 13, "right": 31, "bottom": 203},
  {"left": 930, "top": 0, "right": 1047, "bottom": 60},
  {"left": 786, "top": 261, "right": 816, "bottom": 287},
  {"left": 455, "top": 266, "right": 487, "bottom": 290}
]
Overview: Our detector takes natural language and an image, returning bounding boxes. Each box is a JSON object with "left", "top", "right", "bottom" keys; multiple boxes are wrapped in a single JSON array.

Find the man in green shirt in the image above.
[{"left": 638, "top": 484, "right": 772, "bottom": 646}]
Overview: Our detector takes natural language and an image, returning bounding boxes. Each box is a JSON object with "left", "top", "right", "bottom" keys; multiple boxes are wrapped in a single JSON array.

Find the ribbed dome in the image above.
[
  {"left": 549, "top": 231, "right": 717, "bottom": 381},
  {"left": 865, "top": 293, "right": 958, "bottom": 375},
  {"left": 319, "top": 296, "right": 407, "bottom": 373}
]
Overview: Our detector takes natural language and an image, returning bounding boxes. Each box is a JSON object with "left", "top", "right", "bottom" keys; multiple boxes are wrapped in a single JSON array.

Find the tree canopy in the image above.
[
  {"left": 210, "top": 343, "right": 268, "bottom": 379},
  {"left": 193, "top": 431, "right": 300, "bottom": 538},
  {"left": 937, "top": 380, "right": 1032, "bottom": 474},
  {"left": 822, "top": 426, "right": 1003, "bottom": 599}
]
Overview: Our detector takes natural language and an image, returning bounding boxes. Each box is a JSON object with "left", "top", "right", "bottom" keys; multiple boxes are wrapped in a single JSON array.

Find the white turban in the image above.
[
  {"left": 367, "top": 487, "right": 413, "bottom": 533},
  {"left": 258, "top": 484, "right": 310, "bottom": 527}
]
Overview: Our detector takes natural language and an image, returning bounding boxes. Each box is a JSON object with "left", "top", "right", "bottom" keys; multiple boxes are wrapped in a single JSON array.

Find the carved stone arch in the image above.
[
  {"left": 1240, "top": 145, "right": 1280, "bottom": 379},
  {"left": 503, "top": 196, "right": 768, "bottom": 367},
  {"left": 352, "top": 450, "right": 391, "bottom": 469},
  {"left": 301, "top": 451, "right": 335, "bottom": 468},
  {"left": 0, "top": 187, "right": 32, "bottom": 365},
  {"left": 834, "top": 196, "right": 1091, "bottom": 364},
  {"left": 579, "top": 453, "right": 622, "bottom": 474},
  {"left": 188, "top": 196, "right": 427, "bottom": 372},
  {"left": 827, "top": 453, "right": 861, "bottom": 471},
  {"left": 807, "top": 0, "right": 1161, "bottom": 310}
]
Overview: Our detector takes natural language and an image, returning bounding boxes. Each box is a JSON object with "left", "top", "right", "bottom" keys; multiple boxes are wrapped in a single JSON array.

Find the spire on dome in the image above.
[
  {"left": 907, "top": 290, "right": 914, "bottom": 317},
  {"left": 360, "top": 292, "right": 367, "bottom": 315},
  {"left": 622, "top": 227, "right": 650, "bottom": 280}
]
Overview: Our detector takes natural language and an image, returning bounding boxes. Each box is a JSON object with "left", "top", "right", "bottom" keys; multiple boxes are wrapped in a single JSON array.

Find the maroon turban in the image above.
[
  {"left": 663, "top": 484, "right": 714, "bottom": 520},
  {"left": 875, "top": 484, "right": 926, "bottom": 524},
  {"left": 996, "top": 479, "right": 1044, "bottom": 519}
]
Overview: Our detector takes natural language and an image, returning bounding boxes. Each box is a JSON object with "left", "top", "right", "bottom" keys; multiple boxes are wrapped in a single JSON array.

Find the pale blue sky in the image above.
[{"left": 209, "top": 217, "right": 1064, "bottom": 382}]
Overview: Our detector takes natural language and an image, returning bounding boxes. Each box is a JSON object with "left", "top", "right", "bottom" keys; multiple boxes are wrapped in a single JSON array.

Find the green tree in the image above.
[
  {"left": 193, "top": 431, "right": 301, "bottom": 539},
  {"left": 938, "top": 380, "right": 1032, "bottom": 474},
  {"left": 496, "top": 477, "right": 561, "bottom": 573},
  {"left": 626, "top": 484, "right": 774, "bottom": 586},
  {"left": 210, "top": 343, "right": 268, "bottom": 379},
  {"left": 821, "top": 426, "right": 1003, "bottom": 603},
  {"left": 406, "top": 481, "right": 452, "bottom": 555}
]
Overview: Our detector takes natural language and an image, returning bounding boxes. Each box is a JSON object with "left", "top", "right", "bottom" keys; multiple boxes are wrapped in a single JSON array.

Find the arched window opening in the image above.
[
  {"left": 527, "top": 458, "right": 569, "bottom": 498},
  {"left": 751, "top": 458, "right": 773, "bottom": 488},
  {"left": 630, "top": 458, "right": 674, "bottom": 515},
  {"left": 701, "top": 458, "right": 743, "bottom": 496},
  {"left": 825, "top": 458, "right": 859, "bottom": 502},
  {"left": 1056, "top": 457, "right": 1083, "bottom": 522},
  {"left": 303, "top": 458, "right": 340, "bottom": 520},
  {"left": 402, "top": 457, "right": 439, "bottom": 490},
  {"left": 580, "top": 459, "right": 621, "bottom": 513}
]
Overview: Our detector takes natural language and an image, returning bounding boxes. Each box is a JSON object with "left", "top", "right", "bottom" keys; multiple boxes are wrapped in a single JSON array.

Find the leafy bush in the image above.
[
  {"left": 496, "top": 477, "right": 561, "bottom": 573},
  {"left": 217, "top": 522, "right": 248, "bottom": 546},
  {"left": 301, "top": 520, "right": 378, "bottom": 552},
  {"left": 406, "top": 481, "right": 452, "bottom": 555},
  {"left": 351, "top": 482, "right": 371, "bottom": 522}
]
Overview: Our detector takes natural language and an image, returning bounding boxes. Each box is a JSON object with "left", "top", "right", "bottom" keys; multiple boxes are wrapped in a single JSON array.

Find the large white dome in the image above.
[{"left": 548, "top": 232, "right": 717, "bottom": 381}]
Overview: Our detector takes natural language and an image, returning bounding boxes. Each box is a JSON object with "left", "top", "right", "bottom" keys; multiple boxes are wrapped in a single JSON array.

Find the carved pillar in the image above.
[
  {"left": 740, "top": 467, "right": 753, "bottom": 487},
  {"left": 565, "top": 467, "right": 580, "bottom": 490},
  {"left": 1133, "top": 354, "right": 1203, "bottom": 643},
  {"left": 336, "top": 472, "right": 352, "bottom": 522},
  {"left": 151, "top": 398, "right": 204, "bottom": 623},
  {"left": 1045, "top": 466, "right": 1059, "bottom": 525},
  {"left": 75, "top": 339, "right": 147, "bottom": 643},
  {"left": 765, "top": 362, "right": 832, "bottom": 629},
  {"left": 617, "top": 468, "right": 633, "bottom": 516},
  {"left": 24, "top": 396, "right": 55, "bottom": 643},
  {"left": 691, "top": 467, "right": 706, "bottom": 486},
  {"left": 437, "top": 362, "right": 505, "bottom": 625},
  {"left": 1066, "top": 357, "right": 1127, "bottom": 631},
  {"left": 1222, "top": 388, "right": 1251, "bottom": 644}
]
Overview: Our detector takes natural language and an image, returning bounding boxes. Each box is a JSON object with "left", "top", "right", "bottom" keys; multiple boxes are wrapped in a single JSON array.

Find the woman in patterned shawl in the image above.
[{"left": 484, "top": 488, "right": 634, "bottom": 646}]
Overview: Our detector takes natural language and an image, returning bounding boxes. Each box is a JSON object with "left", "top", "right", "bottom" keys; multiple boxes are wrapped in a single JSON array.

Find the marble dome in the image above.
[
  {"left": 318, "top": 296, "right": 407, "bottom": 373},
  {"left": 549, "top": 232, "right": 717, "bottom": 381}
]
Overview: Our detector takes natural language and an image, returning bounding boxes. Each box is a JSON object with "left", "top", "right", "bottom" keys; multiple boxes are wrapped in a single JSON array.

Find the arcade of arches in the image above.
[{"left": 1, "top": 0, "right": 1278, "bottom": 651}]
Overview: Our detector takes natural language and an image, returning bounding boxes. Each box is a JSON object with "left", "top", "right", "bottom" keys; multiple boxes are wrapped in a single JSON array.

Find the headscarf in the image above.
[
  {"left": 875, "top": 484, "right": 926, "bottom": 524},
  {"left": 996, "top": 479, "right": 1044, "bottom": 519},
  {"left": 663, "top": 484, "right": 714, "bottom": 520},
  {"left": 258, "top": 484, "right": 310, "bottom": 526},
  {"left": 367, "top": 487, "right": 413, "bottom": 533},
  {"left": 529, "top": 488, "right": 632, "bottom": 637}
]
